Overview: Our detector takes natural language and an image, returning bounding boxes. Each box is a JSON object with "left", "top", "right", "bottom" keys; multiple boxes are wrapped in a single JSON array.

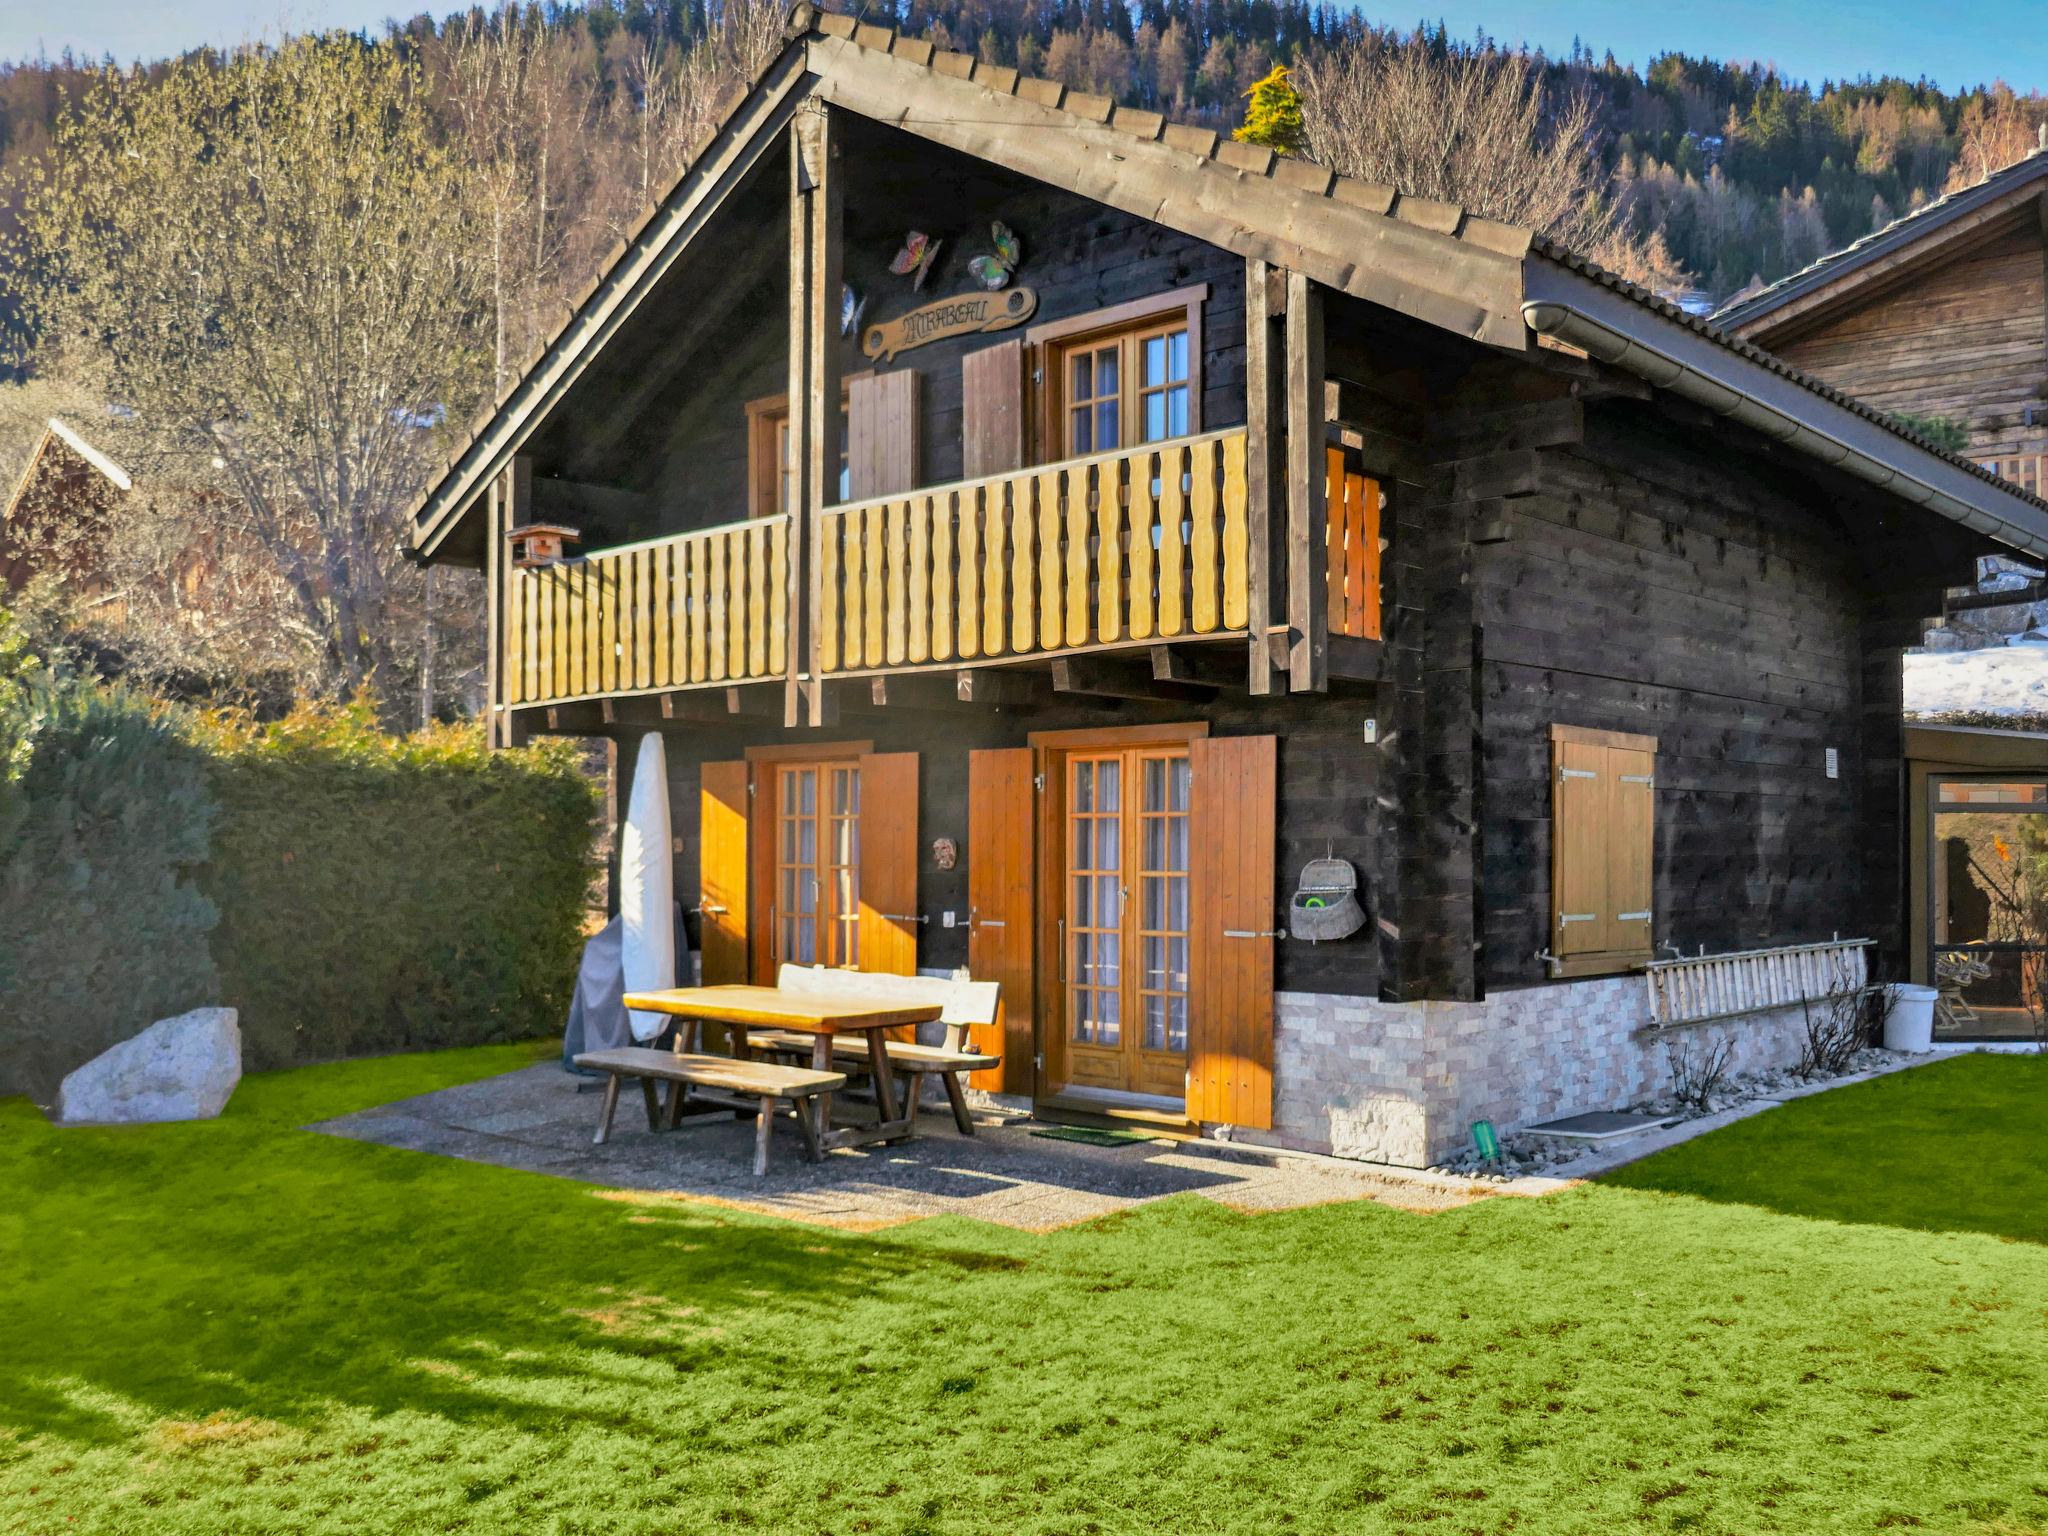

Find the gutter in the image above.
[{"left": 1520, "top": 258, "right": 2048, "bottom": 561}]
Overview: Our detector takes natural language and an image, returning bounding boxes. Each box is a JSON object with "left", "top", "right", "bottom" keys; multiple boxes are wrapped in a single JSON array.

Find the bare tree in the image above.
[
  {"left": 1296, "top": 31, "right": 1675, "bottom": 289},
  {"left": 1946, "top": 82, "right": 2047, "bottom": 192},
  {"left": 11, "top": 35, "right": 493, "bottom": 706}
]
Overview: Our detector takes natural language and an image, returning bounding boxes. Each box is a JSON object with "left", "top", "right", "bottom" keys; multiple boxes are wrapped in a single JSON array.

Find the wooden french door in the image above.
[
  {"left": 702, "top": 749, "right": 919, "bottom": 989},
  {"left": 1053, "top": 743, "right": 1194, "bottom": 1099},
  {"left": 770, "top": 760, "right": 863, "bottom": 970}
]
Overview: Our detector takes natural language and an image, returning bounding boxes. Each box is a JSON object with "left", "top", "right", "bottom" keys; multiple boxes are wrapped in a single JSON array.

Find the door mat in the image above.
[{"left": 1028, "top": 1125, "right": 1162, "bottom": 1147}]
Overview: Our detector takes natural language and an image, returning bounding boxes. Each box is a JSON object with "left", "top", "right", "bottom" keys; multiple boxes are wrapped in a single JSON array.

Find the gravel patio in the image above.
[{"left": 313, "top": 1060, "right": 1484, "bottom": 1229}]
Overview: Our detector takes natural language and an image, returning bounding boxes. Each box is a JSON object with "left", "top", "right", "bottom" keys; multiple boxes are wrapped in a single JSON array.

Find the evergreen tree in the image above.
[{"left": 1234, "top": 62, "right": 1303, "bottom": 153}]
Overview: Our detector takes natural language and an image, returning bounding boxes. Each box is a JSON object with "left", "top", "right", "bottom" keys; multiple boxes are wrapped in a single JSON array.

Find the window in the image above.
[
  {"left": 1549, "top": 723, "right": 1657, "bottom": 977},
  {"left": 745, "top": 380, "right": 864, "bottom": 521},
  {"left": 1027, "top": 284, "right": 1205, "bottom": 461}
]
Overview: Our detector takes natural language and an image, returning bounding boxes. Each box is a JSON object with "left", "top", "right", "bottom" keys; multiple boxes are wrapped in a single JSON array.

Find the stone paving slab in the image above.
[{"left": 311, "top": 1063, "right": 1486, "bottom": 1231}]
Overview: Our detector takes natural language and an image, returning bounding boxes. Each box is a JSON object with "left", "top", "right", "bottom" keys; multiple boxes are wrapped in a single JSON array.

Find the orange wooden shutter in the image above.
[
  {"left": 699, "top": 759, "right": 751, "bottom": 985},
  {"left": 967, "top": 747, "right": 1035, "bottom": 1094},
  {"left": 1187, "top": 734, "right": 1276, "bottom": 1129},
  {"left": 848, "top": 370, "right": 921, "bottom": 499},
  {"left": 856, "top": 751, "right": 920, "bottom": 978},
  {"left": 961, "top": 338, "right": 1026, "bottom": 478}
]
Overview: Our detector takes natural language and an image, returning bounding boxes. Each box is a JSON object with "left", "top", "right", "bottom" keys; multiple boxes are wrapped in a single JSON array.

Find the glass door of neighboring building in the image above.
[{"left": 1929, "top": 776, "right": 2048, "bottom": 1041}]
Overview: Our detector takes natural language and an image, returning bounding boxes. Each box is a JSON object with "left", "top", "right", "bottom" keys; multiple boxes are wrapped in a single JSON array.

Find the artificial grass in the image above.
[{"left": 0, "top": 1046, "right": 2044, "bottom": 1535}]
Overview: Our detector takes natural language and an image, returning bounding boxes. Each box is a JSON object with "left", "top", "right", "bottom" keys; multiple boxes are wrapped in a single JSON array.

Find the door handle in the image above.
[
  {"left": 976, "top": 919, "right": 1007, "bottom": 929},
  {"left": 878, "top": 913, "right": 929, "bottom": 924},
  {"left": 1223, "top": 928, "right": 1284, "bottom": 939},
  {"left": 696, "top": 903, "right": 728, "bottom": 915}
]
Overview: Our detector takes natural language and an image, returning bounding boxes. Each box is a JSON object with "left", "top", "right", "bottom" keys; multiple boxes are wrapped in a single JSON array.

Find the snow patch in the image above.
[{"left": 1905, "top": 647, "right": 2048, "bottom": 717}]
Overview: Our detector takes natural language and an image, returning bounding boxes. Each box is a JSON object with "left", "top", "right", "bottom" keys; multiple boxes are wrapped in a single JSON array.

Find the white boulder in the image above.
[{"left": 53, "top": 1007, "right": 241, "bottom": 1125}]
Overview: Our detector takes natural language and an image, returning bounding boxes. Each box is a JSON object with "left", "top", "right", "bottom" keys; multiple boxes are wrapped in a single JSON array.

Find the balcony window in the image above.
[{"left": 1028, "top": 283, "right": 1206, "bottom": 463}]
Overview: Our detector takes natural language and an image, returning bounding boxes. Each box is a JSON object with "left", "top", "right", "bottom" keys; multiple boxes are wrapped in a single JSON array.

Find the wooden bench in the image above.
[
  {"left": 571, "top": 1046, "right": 846, "bottom": 1175},
  {"left": 745, "top": 965, "right": 1001, "bottom": 1136}
]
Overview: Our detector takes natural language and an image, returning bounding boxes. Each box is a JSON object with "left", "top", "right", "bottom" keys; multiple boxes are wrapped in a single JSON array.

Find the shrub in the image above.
[
  {"left": 190, "top": 699, "right": 598, "bottom": 1070},
  {"left": 0, "top": 617, "right": 218, "bottom": 1103}
]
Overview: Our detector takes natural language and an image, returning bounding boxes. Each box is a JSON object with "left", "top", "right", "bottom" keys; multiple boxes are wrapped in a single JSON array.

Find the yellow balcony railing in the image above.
[
  {"left": 504, "top": 514, "right": 789, "bottom": 707},
  {"left": 816, "top": 426, "right": 1250, "bottom": 673}
]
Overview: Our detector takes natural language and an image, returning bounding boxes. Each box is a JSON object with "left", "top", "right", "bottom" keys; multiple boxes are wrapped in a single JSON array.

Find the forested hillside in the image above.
[{"left": 5, "top": 0, "right": 2044, "bottom": 308}]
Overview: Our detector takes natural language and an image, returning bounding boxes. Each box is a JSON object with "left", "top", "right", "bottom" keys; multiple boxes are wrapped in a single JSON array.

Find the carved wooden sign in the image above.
[{"left": 862, "top": 287, "right": 1038, "bottom": 362}]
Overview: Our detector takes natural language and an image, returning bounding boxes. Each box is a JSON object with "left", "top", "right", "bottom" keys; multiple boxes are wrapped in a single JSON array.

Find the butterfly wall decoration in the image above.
[
  {"left": 968, "top": 222, "right": 1023, "bottom": 291},
  {"left": 889, "top": 231, "right": 942, "bottom": 290},
  {"left": 840, "top": 283, "right": 868, "bottom": 338}
]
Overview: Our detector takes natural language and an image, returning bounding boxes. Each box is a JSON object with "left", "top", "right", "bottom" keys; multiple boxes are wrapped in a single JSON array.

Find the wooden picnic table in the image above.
[{"left": 620, "top": 984, "right": 942, "bottom": 1152}]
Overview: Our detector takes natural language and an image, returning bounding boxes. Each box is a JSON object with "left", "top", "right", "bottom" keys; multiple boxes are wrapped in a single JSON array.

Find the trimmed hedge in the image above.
[
  {"left": 191, "top": 701, "right": 599, "bottom": 1071},
  {"left": 1, "top": 614, "right": 600, "bottom": 1098},
  {"left": 0, "top": 621, "right": 219, "bottom": 1104}
]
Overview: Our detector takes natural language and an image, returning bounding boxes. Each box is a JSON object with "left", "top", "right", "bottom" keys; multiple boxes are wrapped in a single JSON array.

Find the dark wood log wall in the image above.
[
  {"left": 649, "top": 684, "right": 1385, "bottom": 998},
  {"left": 1470, "top": 398, "right": 1980, "bottom": 988}
]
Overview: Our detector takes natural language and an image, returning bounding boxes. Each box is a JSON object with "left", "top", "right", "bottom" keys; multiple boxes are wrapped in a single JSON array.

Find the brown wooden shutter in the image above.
[
  {"left": 848, "top": 369, "right": 921, "bottom": 499},
  {"left": 1549, "top": 726, "right": 1657, "bottom": 968},
  {"left": 856, "top": 751, "right": 920, "bottom": 978},
  {"left": 967, "top": 747, "right": 1035, "bottom": 1094},
  {"left": 699, "top": 759, "right": 751, "bottom": 985},
  {"left": 1187, "top": 734, "right": 1276, "bottom": 1130},
  {"left": 1551, "top": 736, "right": 1609, "bottom": 959},
  {"left": 961, "top": 337, "right": 1026, "bottom": 478},
  {"left": 1606, "top": 746, "right": 1656, "bottom": 955}
]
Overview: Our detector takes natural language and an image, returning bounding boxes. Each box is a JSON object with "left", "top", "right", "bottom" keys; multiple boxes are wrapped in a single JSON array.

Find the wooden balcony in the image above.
[
  {"left": 497, "top": 423, "right": 1386, "bottom": 719},
  {"left": 815, "top": 427, "right": 1251, "bottom": 673},
  {"left": 503, "top": 514, "right": 790, "bottom": 708}
]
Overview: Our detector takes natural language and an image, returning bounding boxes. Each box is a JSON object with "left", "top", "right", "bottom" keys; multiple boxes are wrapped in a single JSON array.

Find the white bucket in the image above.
[{"left": 1884, "top": 984, "right": 1939, "bottom": 1053}]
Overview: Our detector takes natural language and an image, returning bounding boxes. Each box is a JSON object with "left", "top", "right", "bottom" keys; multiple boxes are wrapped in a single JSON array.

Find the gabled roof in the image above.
[
  {"left": 4, "top": 416, "right": 132, "bottom": 525},
  {"left": 1713, "top": 147, "right": 2048, "bottom": 338},
  {"left": 406, "top": 4, "right": 2048, "bottom": 567}
]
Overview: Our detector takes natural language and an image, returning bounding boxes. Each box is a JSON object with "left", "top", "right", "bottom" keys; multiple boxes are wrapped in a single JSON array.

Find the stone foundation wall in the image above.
[{"left": 1241, "top": 961, "right": 1857, "bottom": 1167}]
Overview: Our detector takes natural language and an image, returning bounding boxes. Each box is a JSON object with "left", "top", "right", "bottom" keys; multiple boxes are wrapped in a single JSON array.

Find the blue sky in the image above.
[{"left": 3, "top": 0, "right": 2045, "bottom": 93}]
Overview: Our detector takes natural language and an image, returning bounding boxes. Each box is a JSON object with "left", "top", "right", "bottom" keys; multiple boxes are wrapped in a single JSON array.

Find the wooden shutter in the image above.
[
  {"left": 848, "top": 370, "right": 921, "bottom": 499},
  {"left": 699, "top": 759, "right": 750, "bottom": 985},
  {"left": 1549, "top": 725, "right": 1657, "bottom": 969},
  {"left": 967, "top": 747, "right": 1035, "bottom": 1094},
  {"left": 962, "top": 338, "right": 1026, "bottom": 479},
  {"left": 856, "top": 751, "right": 920, "bottom": 979},
  {"left": 1187, "top": 734, "right": 1276, "bottom": 1129},
  {"left": 1606, "top": 746, "right": 1656, "bottom": 955}
]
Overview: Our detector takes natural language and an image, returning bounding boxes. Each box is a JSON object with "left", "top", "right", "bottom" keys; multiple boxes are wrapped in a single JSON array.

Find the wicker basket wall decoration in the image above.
[{"left": 1289, "top": 856, "right": 1366, "bottom": 943}]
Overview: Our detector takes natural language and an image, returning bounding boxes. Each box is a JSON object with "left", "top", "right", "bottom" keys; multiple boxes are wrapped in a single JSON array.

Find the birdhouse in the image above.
[{"left": 507, "top": 523, "right": 580, "bottom": 568}]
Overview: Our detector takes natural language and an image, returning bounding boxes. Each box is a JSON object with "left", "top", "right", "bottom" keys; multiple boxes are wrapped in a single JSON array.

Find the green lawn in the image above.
[{"left": 2, "top": 1047, "right": 2045, "bottom": 1535}]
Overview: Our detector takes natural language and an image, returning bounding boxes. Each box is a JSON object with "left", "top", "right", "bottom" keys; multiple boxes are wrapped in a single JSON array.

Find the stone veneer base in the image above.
[
  {"left": 1235, "top": 967, "right": 1862, "bottom": 1168},
  {"left": 956, "top": 966, "right": 1866, "bottom": 1170}
]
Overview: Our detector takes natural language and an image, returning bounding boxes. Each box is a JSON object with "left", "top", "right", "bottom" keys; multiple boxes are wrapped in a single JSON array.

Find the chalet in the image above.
[
  {"left": 405, "top": 8, "right": 2048, "bottom": 1166},
  {"left": 1716, "top": 146, "right": 2048, "bottom": 489}
]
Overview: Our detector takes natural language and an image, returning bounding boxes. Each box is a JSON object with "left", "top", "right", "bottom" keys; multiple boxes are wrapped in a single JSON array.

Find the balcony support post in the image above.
[
  {"left": 1244, "top": 257, "right": 1288, "bottom": 696},
  {"left": 486, "top": 456, "right": 532, "bottom": 748},
  {"left": 1284, "top": 270, "right": 1328, "bottom": 693},
  {"left": 788, "top": 99, "right": 842, "bottom": 728}
]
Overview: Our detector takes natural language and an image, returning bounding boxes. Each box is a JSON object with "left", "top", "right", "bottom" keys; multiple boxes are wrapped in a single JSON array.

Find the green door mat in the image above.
[{"left": 1029, "top": 1125, "right": 1162, "bottom": 1147}]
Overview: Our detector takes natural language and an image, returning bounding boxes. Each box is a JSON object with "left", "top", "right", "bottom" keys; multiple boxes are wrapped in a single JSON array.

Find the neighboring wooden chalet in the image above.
[
  {"left": 406, "top": 9, "right": 2048, "bottom": 1164},
  {"left": 1716, "top": 147, "right": 2048, "bottom": 489},
  {"left": 2, "top": 416, "right": 132, "bottom": 605}
]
